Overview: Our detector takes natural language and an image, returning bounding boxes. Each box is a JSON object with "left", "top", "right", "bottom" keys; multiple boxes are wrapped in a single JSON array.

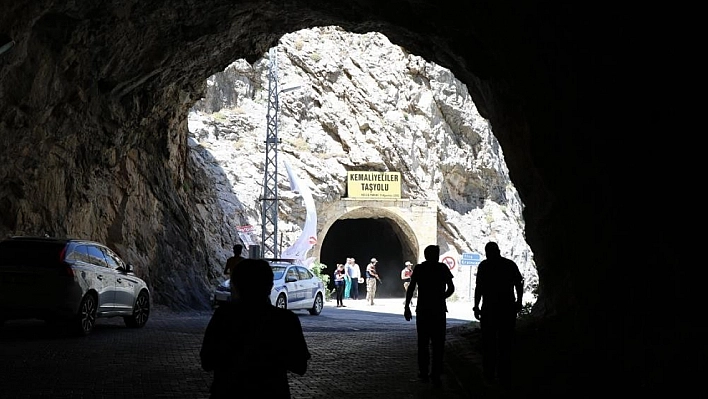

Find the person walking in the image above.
[
  {"left": 223, "top": 244, "right": 245, "bottom": 276},
  {"left": 201, "top": 258, "right": 311, "bottom": 398},
  {"left": 404, "top": 245, "right": 455, "bottom": 388},
  {"left": 334, "top": 263, "right": 347, "bottom": 307},
  {"left": 401, "top": 261, "right": 414, "bottom": 304},
  {"left": 346, "top": 257, "right": 362, "bottom": 300},
  {"left": 365, "top": 258, "right": 381, "bottom": 305},
  {"left": 473, "top": 241, "right": 524, "bottom": 386}
]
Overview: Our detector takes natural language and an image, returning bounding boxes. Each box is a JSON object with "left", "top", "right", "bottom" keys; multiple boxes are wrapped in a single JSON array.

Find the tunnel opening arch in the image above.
[
  {"left": 187, "top": 26, "right": 533, "bottom": 311},
  {"left": 317, "top": 206, "right": 422, "bottom": 262},
  {"left": 314, "top": 205, "right": 428, "bottom": 298}
]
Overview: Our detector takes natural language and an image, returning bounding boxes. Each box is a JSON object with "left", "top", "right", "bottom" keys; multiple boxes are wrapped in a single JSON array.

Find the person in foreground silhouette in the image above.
[
  {"left": 200, "top": 258, "right": 311, "bottom": 398},
  {"left": 404, "top": 245, "right": 455, "bottom": 387},
  {"left": 473, "top": 241, "right": 523, "bottom": 386}
]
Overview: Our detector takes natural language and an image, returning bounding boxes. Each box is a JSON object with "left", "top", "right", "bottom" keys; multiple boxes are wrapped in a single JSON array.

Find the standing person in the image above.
[
  {"left": 223, "top": 244, "right": 245, "bottom": 276},
  {"left": 404, "top": 245, "right": 455, "bottom": 388},
  {"left": 473, "top": 241, "right": 523, "bottom": 386},
  {"left": 365, "top": 258, "right": 381, "bottom": 305},
  {"left": 201, "top": 258, "right": 311, "bottom": 398},
  {"left": 346, "top": 257, "right": 362, "bottom": 300},
  {"left": 334, "top": 263, "right": 347, "bottom": 307},
  {"left": 401, "top": 261, "right": 414, "bottom": 304},
  {"left": 343, "top": 262, "right": 352, "bottom": 299}
]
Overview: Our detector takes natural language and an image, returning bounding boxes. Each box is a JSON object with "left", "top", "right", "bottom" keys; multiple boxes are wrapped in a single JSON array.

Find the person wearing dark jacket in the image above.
[
  {"left": 473, "top": 241, "right": 523, "bottom": 386},
  {"left": 404, "top": 245, "right": 455, "bottom": 387},
  {"left": 200, "top": 258, "right": 311, "bottom": 398},
  {"left": 334, "top": 263, "right": 347, "bottom": 307}
]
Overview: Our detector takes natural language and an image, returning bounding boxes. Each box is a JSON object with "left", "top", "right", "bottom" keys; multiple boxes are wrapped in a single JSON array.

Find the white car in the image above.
[
  {"left": 213, "top": 259, "right": 324, "bottom": 315},
  {"left": 0, "top": 236, "right": 150, "bottom": 335}
]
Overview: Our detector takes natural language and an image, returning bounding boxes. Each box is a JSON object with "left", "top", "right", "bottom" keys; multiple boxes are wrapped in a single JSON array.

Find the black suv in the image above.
[{"left": 0, "top": 236, "right": 150, "bottom": 335}]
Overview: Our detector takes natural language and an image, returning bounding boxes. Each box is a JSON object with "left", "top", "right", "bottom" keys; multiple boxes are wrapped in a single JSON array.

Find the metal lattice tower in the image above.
[{"left": 260, "top": 47, "right": 280, "bottom": 258}]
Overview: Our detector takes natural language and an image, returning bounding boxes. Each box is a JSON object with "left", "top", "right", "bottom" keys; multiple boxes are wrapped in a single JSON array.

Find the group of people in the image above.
[
  {"left": 200, "top": 241, "right": 524, "bottom": 397},
  {"left": 403, "top": 242, "right": 523, "bottom": 388},
  {"left": 333, "top": 257, "right": 382, "bottom": 306}
]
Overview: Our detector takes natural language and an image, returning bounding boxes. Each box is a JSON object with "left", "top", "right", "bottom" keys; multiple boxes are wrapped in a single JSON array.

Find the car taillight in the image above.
[{"left": 58, "top": 246, "right": 74, "bottom": 277}]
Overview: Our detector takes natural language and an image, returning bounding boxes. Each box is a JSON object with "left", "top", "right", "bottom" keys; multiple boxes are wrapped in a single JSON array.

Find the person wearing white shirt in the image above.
[{"left": 345, "top": 257, "right": 362, "bottom": 300}]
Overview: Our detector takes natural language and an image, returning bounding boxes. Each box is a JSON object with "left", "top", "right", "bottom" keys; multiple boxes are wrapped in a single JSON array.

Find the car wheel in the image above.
[
  {"left": 275, "top": 294, "right": 287, "bottom": 309},
  {"left": 309, "top": 293, "right": 323, "bottom": 315},
  {"left": 75, "top": 293, "right": 97, "bottom": 336},
  {"left": 124, "top": 290, "right": 150, "bottom": 328}
]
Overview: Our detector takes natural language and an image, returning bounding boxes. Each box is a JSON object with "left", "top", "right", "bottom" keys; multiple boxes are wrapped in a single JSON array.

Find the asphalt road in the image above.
[{"left": 0, "top": 298, "right": 481, "bottom": 399}]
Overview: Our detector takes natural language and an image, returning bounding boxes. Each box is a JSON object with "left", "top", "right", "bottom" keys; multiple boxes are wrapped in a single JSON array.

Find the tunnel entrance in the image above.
[{"left": 320, "top": 217, "right": 417, "bottom": 299}]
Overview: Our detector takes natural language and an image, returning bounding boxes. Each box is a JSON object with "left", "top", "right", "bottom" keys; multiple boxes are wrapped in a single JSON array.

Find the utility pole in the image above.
[
  {"left": 260, "top": 48, "right": 302, "bottom": 259},
  {"left": 260, "top": 47, "right": 280, "bottom": 259}
]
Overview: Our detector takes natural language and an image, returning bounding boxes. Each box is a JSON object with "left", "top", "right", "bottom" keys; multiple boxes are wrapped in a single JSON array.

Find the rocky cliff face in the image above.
[{"left": 188, "top": 27, "right": 538, "bottom": 301}]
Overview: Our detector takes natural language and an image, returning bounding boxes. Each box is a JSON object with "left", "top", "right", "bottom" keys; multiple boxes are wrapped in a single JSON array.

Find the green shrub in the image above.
[{"left": 311, "top": 261, "right": 333, "bottom": 300}]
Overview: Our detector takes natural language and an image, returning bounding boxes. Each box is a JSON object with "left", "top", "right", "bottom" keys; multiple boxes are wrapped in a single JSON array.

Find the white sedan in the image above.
[{"left": 212, "top": 260, "right": 324, "bottom": 315}]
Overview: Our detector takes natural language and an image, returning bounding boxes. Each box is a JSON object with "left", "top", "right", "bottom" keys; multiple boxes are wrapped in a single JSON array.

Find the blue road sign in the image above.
[{"left": 460, "top": 252, "right": 481, "bottom": 266}]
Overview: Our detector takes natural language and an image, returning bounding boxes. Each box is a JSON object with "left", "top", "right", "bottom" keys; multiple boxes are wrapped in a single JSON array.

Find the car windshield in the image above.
[
  {"left": 271, "top": 265, "right": 287, "bottom": 280},
  {"left": 0, "top": 240, "right": 66, "bottom": 268}
]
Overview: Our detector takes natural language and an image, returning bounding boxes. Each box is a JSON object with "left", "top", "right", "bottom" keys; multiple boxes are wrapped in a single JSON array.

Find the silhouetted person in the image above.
[
  {"left": 404, "top": 245, "right": 455, "bottom": 387},
  {"left": 473, "top": 241, "right": 523, "bottom": 386},
  {"left": 223, "top": 244, "right": 245, "bottom": 276},
  {"left": 201, "top": 258, "right": 311, "bottom": 398}
]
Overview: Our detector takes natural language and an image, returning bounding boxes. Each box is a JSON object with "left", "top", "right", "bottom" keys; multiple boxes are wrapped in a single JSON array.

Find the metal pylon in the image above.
[{"left": 260, "top": 47, "right": 280, "bottom": 258}]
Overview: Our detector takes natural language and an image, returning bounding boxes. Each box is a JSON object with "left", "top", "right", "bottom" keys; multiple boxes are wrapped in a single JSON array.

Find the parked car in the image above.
[
  {"left": 0, "top": 236, "right": 150, "bottom": 335},
  {"left": 212, "top": 259, "right": 324, "bottom": 315}
]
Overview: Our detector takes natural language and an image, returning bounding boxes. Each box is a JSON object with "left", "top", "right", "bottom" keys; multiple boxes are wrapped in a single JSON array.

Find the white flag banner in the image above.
[{"left": 281, "top": 159, "right": 318, "bottom": 265}]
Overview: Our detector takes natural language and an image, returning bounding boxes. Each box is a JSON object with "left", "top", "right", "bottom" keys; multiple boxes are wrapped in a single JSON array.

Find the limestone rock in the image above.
[{"left": 189, "top": 27, "right": 538, "bottom": 302}]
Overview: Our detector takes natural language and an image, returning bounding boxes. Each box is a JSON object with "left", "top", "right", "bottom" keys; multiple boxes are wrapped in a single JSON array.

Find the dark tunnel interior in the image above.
[
  {"left": 319, "top": 218, "right": 414, "bottom": 298},
  {"left": 0, "top": 2, "right": 682, "bottom": 392}
]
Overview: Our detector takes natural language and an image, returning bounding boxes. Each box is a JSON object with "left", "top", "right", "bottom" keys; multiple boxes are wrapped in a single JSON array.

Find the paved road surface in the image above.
[{"left": 0, "top": 298, "right": 496, "bottom": 399}]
